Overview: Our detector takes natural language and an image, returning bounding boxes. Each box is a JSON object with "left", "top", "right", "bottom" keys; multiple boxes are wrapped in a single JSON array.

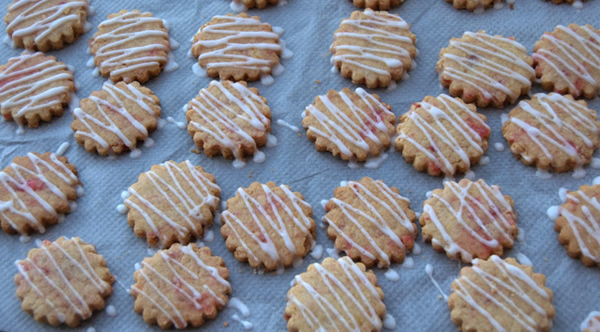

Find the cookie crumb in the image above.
[
  {"left": 191, "top": 149, "right": 202, "bottom": 154},
  {"left": 223, "top": 321, "right": 229, "bottom": 327},
  {"left": 314, "top": 80, "right": 321, "bottom": 85}
]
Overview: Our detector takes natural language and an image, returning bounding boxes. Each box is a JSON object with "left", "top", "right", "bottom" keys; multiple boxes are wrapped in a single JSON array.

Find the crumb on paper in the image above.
[
  {"left": 438, "top": 295, "right": 443, "bottom": 300},
  {"left": 544, "top": 257, "right": 548, "bottom": 262},
  {"left": 191, "top": 149, "right": 202, "bottom": 154},
  {"left": 297, "top": 133, "right": 302, "bottom": 137},
  {"left": 314, "top": 80, "right": 321, "bottom": 85},
  {"left": 223, "top": 321, "right": 229, "bottom": 327},
  {"left": 249, "top": 170, "right": 254, "bottom": 178}
]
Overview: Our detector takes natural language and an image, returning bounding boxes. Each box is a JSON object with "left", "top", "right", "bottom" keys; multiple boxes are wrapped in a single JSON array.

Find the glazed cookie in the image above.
[
  {"left": 502, "top": 93, "right": 600, "bottom": 172},
  {"left": 131, "top": 244, "right": 231, "bottom": 329},
  {"left": 123, "top": 161, "right": 220, "bottom": 248},
  {"left": 15, "top": 237, "right": 114, "bottom": 327},
  {"left": 302, "top": 88, "right": 395, "bottom": 162},
  {"left": 421, "top": 179, "right": 518, "bottom": 263},
  {"left": 0, "top": 52, "right": 74, "bottom": 128},
  {"left": 395, "top": 94, "right": 490, "bottom": 177},
  {"left": 581, "top": 311, "right": 600, "bottom": 332},
  {"left": 532, "top": 24, "right": 600, "bottom": 99},
  {"left": 352, "top": 0, "right": 404, "bottom": 10},
  {"left": 324, "top": 177, "right": 417, "bottom": 268},
  {"left": 542, "top": 0, "right": 586, "bottom": 5},
  {"left": 285, "top": 256, "right": 386, "bottom": 331},
  {"left": 331, "top": 9, "right": 416, "bottom": 88},
  {"left": 234, "top": 0, "right": 280, "bottom": 9},
  {"left": 221, "top": 182, "right": 315, "bottom": 271},
  {"left": 90, "top": 10, "right": 170, "bottom": 83},
  {"left": 5, "top": 0, "right": 89, "bottom": 51},
  {"left": 437, "top": 31, "right": 534, "bottom": 108},
  {"left": 191, "top": 13, "right": 281, "bottom": 81},
  {"left": 444, "top": 0, "right": 515, "bottom": 10},
  {"left": 71, "top": 81, "right": 161, "bottom": 157},
  {"left": 0, "top": 152, "right": 81, "bottom": 235},
  {"left": 186, "top": 80, "right": 271, "bottom": 165},
  {"left": 448, "top": 256, "right": 555, "bottom": 332}
]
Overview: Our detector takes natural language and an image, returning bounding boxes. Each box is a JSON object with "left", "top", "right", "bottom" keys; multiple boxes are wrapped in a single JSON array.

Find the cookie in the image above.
[
  {"left": 582, "top": 311, "right": 600, "bottom": 332},
  {"left": 14, "top": 237, "right": 114, "bottom": 327},
  {"left": 89, "top": 10, "right": 170, "bottom": 83},
  {"left": 532, "top": 24, "right": 600, "bottom": 99},
  {"left": 395, "top": 94, "right": 490, "bottom": 177},
  {"left": 191, "top": 13, "right": 281, "bottom": 81},
  {"left": 448, "top": 256, "right": 555, "bottom": 332},
  {"left": 285, "top": 256, "right": 386, "bottom": 331},
  {"left": 131, "top": 243, "right": 231, "bottom": 329},
  {"left": 554, "top": 184, "right": 600, "bottom": 267},
  {"left": 124, "top": 161, "right": 220, "bottom": 248},
  {"left": 323, "top": 177, "right": 417, "bottom": 268},
  {"left": 302, "top": 88, "right": 395, "bottom": 162},
  {"left": 351, "top": 0, "right": 404, "bottom": 10},
  {"left": 221, "top": 182, "right": 315, "bottom": 271},
  {"left": 502, "top": 93, "right": 600, "bottom": 172},
  {"left": 437, "top": 31, "right": 534, "bottom": 108},
  {"left": 0, "top": 52, "right": 74, "bottom": 128},
  {"left": 71, "top": 81, "right": 161, "bottom": 157},
  {"left": 236, "top": 0, "right": 280, "bottom": 9},
  {"left": 421, "top": 179, "right": 518, "bottom": 263},
  {"left": 331, "top": 9, "right": 416, "bottom": 88},
  {"left": 5, "top": 0, "right": 89, "bottom": 51},
  {"left": 0, "top": 152, "right": 81, "bottom": 235},
  {"left": 444, "top": 0, "right": 515, "bottom": 10},
  {"left": 543, "top": 0, "right": 586, "bottom": 5}
]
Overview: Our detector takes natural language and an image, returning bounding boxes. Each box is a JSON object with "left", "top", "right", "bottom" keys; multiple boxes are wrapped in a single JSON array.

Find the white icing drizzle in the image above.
[
  {"left": 227, "top": 297, "right": 251, "bottom": 317},
  {"left": 229, "top": 0, "right": 246, "bottom": 13},
  {"left": 558, "top": 188, "right": 600, "bottom": 263},
  {"left": 56, "top": 142, "right": 70, "bottom": 156},
  {"left": 383, "top": 268, "right": 400, "bottom": 282},
  {"left": 166, "top": 116, "right": 186, "bottom": 129},
  {"left": 494, "top": 142, "right": 505, "bottom": 152},
  {"left": 425, "top": 264, "right": 448, "bottom": 301},
  {"left": 203, "top": 230, "right": 214, "bottom": 242},
  {"left": 310, "top": 244, "right": 324, "bottom": 260},
  {"left": 232, "top": 314, "right": 253, "bottom": 330},
  {"left": 383, "top": 313, "right": 397, "bottom": 330},
  {"left": 106, "top": 304, "right": 117, "bottom": 316},
  {"left": 276, "top": 119, "right": 300, "bottom": 133},
  {"left": 516, "top": 253, "right": 533, "bottom": 266},
  {"left": 581, "top": 311, "right": 600, "bottom": 332},
  {"left": 401, "top": 256, "right": 415, "bottom": 269}
]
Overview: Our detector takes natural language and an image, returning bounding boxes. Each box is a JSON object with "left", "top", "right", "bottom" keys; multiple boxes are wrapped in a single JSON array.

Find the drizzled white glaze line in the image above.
[
  {"left": 581, "top": 311, "right": 600, "bottom": 331},
  {"left": 559, "top": 189, "right": 600, "bottom": 263}
]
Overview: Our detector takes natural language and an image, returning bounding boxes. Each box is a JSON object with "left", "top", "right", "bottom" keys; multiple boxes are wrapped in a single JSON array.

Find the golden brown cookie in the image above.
[
  {"left": 444, "top": 0, "right": 515, "bottom": 10},
  {"left": 331, "top": 9, "right": 416, "bottom": 89},
  {"left": 543, "top": 0, "right": 586, "bottom": 5},
  {"left": 221, "top": 182, "right": 315, "bottom": 271},
  {"left": 237, "top": 0, "right": 280, "bottom": 9},
  {"left": 448, "top": 256, "right": 555, "bottom": 331},
  {"left": 14, "top": 237, "right": 114, "bottom": 327},
  {"left": 502, "top": 93, "right": 600, "bottom": 172},
  {"left": 0, "top": 52, "right": 74, "bottom": 128},
  {"left": 123, "top": 161, "right": 220, "bottom": 248},
  {"left": 395, "top": 94, "right": 490, "bottom": 177},
  {"left": 71, "top": 81, "right": 161, "bottom": 157},
  {"left": 324, "top": 177, "right": 417, "bottom": 268},
  {"left": 352, "top": 0, "right": 404, "bottom": 10},
  {"left": 0, "top": 152, "right": 81, "bottom": 235},
  {"left": 89, "top": 9, "right": 171, "bottom": 83},
  {"left": 421, "top": 179, "right": 518, "bottom": 263},
  {"left": 437, "top": 31, "right": 534, "bottom": 108},
  {"left": 131, "top": 243, "right": 231, "bottom": 329},
  {"left": 581, "top": 311, "right": 600, "bottom": 332},
  {"left": 285, "top": 256, "right": 386, "bottom": 331}
]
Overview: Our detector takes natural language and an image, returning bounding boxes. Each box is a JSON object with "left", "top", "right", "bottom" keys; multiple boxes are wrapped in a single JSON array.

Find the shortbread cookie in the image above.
[
  {"left": 352, "top": 0, "right": 404, "bottom": 10},
  {"left": 285, "top": 256, "right": 386, "bottom": 331},
  {"left": 502, "top": 93, "right": 600, "bottom": 172},
  {"left": 302, "top": 88, "right": 395, "bottom": 162},
  {"left": 191, "top": 13, "right": 281, "bottom": 81},
  {"left": 437, "top": 31, "right": 534, "bottom": 108},
  {"left": 131, "top": 244, "right": 231, "bottom": 329},
  {"left": 15, "top": 237, "right": 114, "bottom": 327},
  {"left": 71, "top": 81, "right": 161, "bottom": 156},
  {"left": 186, "top": 80, "right": 271, "bottom": 163},
  {"left": 237, "top": 0, "right": 280, "bottom": 9},
  {"left": 581, "top": 311, "right": 600, "bottom": 332},
  {"left": 5, "top": 0, "right": 89, "bottom": 51},
  {"left": 421, "top": 179, "right": 518, "bottom": 263},
  {"left": 445, "top": 0, "right": 515, "bottom": 10},
  {"left": 395, "top": 94, "right": 490, "bottom": 177},
  {"left": 124, "top": 161, "right": 220, "bottom": 248},
  {"left": 331, "top": 9, "right": 416, "bottom": 89},
  {"left": 533, "top": 24, "right": 600, "bottom": 99},
  {"left": 90, "top": 10, "right": 170, "bottom": 83},
  {"left": 221, "top": 182, "right": 315, "bottom": 271},
  {"left": 543, "top": 0, "right": 586, "bottom": 5},
  {"left": 0, "top": 52, "right": 74, "bottom": 128},
  {"left": 554, "top": 184, "right": 600, "bottom": 267},
  {"left": 324, "top": 177, "right": 417, "bottom": 268},
  {"left": 0, "top": 152, "right": 80, "bottom": 235},
  {"left": 448, "top": 256, "right": 555, "bottom": 332}
]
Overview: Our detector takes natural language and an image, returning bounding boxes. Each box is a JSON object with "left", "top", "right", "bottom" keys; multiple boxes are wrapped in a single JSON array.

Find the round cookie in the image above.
[
  {"left": 302, "top": 88, "right": 395, "bottom": 162},
  {"left": 502, "top": 93, "right": 600, "bottom": 172},
  {"left": 323, "top": 177, "right": 417, "bottom": 268},
  {"left": 532, "top": 24, "right": 600, "bottom": 99},
  {"left": 4, "top": 0, "right": 89, "bottom": 51},
  {"left": 437, "top": 31, "right": 534, "bottom": 108},
  {"left": 71, "top": 81, "right": 161, "bottom": 157},
  {"left": 285, "top": 256, "right": 386, "bottom": 331},
  {"left": 448, "top": 256, "right": 555, "bottom": 332},
  {"left": 421, "top": 179, "right": 518, "bottom": 263},
  {"left": 0, "top": 152, "right": 81, "bottom": 235},
  {"left": 14, "top": 237, "right": 114, "bottom": 327},
  {"left": 131, "top": 244, "right": 231, "bottom": 329},
  {"left": 331, "top": 9, "right": 416, "bottom": 89},
  {"left": 0, "top": 52, "right": 75, "bottom": 128},
  {"left": 581, "top": 311, "right": 600, "bottom": 332},
  {"left": 444, "top": 0, "right": 515, "bottom": 10},
  {"left": 351, "top": 0, "right": 404, "bottom": 10},
  {"left": 123, "top": 161, "right": 220, "bottom": 248},
  {"left": 395, "top": 94, "right": 490, "bottom": 177},
  {"left": 221, "top": 182, "right": 315, "bottom": 271},
  {"left": 89, "top": 9, "right": 171, "bottom": 83},
  {"left": 191, "top": 13, "right": 281, "bottom": 81}
]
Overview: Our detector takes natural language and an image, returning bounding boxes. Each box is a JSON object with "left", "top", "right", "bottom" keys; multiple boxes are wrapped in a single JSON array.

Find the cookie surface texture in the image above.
[
  {"left": 352, "top": 0, "right": 404, "bottom": 10},
  {"left": 241, "top": 0, "right": 280, "bottom": 9}
]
